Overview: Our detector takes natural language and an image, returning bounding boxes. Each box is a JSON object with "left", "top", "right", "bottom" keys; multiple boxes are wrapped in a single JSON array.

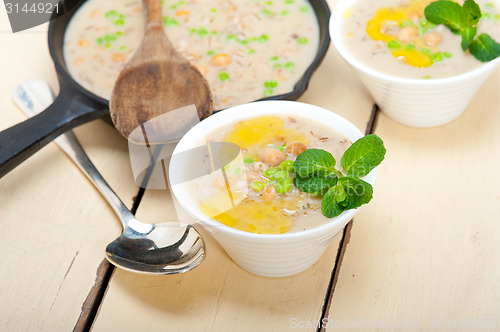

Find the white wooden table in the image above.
[{"left": 1, "top": 1, "right": 500, "bottom": 331}]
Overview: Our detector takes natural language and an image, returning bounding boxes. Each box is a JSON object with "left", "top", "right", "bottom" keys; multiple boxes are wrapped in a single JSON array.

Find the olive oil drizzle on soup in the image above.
[
  {"left": 342, "top": 0, "right": 500, "bottom": 79},
  {"left": 63, "top": 0, "right": 320, "bottom": 109},
  {"left": 187, "top": 115, "right": 351, "bottom": 234}
]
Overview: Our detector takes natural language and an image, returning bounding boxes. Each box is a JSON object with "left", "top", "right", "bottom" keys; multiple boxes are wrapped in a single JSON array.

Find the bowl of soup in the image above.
[
  {"left": 62, "top": 0, "right": 331, "bottom": 111},
  {"left": 169, "top": 100, "right": 378, "bottom": 277},
  {"left": 330, "top": 0, "right": 500, "bottom": 127}
]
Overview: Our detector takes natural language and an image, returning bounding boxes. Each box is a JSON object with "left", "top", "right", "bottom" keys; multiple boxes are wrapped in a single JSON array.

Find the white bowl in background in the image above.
[
  {"left": 169, "top": 100, "right": 377, "bottom": 277},
  {"left": 330, "top": 0, "right": 500, "bottom": 127}
]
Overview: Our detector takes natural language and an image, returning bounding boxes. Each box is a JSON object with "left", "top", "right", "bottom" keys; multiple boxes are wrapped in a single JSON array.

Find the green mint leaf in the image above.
[
  {"left": 462, "top": 0, "right": 481, "bottom": 26},
  {"left": 321, "top": 178, "right": 373, "bottom": 218},
  {"left": 340, "top": 134, "right": 386, "bottom": 179},
  {"left": 333, "top": 183, "right": 348, "bottom": 207},
  {"left": 337, "top": 177, "right": 373, "bottom": 210},
  {"left": 424, "top": 1, "right": 465, "bottom": 34},
  {"left": 293, "top": 174, "right": 337, "bottom": 195},
  {"left": 461, "top": 27, "right": 477, "bottom": 51},
  {"left": 293, "top": 148, "right": 336, "bottom": 178},
  {"left": 469, "top": 33, "right": 500, "bottom": 62},
  {"left": 321, "top": 185, "right": 346, "bottom": 218}
]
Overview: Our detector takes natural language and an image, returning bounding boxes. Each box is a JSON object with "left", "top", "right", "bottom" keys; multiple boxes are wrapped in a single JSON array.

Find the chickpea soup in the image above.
[
  {"left": 63, "top": 0, "right": 320, "bottom": 110},
  {"left": 185, "top": 115, "right": 352, "bottom": 234},
  {"left": 341, "top": 0, "right": 500, "bottom": 79}
]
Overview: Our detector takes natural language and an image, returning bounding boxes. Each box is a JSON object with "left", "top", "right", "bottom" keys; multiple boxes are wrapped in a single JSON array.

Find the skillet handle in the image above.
[{"left": 0, "top": 87, "right": 108, "bottom": 179}]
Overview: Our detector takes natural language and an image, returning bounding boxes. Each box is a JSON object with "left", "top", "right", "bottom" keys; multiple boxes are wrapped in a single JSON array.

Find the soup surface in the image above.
[
  {"left": 341, "top": 0, "right": 500, "bottom": 79},
  {"left": 186, "top": 115, "right": 351, "bottom": 234},
  {"left": 64, "top": 0, "right": 320, "bottom": 109}
]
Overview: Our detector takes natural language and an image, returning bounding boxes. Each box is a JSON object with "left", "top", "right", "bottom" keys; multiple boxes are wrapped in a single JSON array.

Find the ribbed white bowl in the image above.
[
  {"left": 330, "top": 0, "right": 500, "bottom": 127},
  {"left": 169, "top": 101, "right": 377, "bottom": 277}
]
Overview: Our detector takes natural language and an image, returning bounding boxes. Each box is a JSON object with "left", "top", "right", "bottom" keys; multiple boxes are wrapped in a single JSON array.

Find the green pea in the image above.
[
  {"left": 244, "top": 157, "right": 256, "bottom": 164},
  {"left": 211, "top": 8, "right": 217, "bottom": 13},
  {"left": 105, "top": 10, "right": 117, "bottom": 18},
  {"left": 251, "top": 181, "right": 265, "bottom": 192},
  {"left": 495, "top": 14, "right": 500, "bottom": 21},
  {"left": 483, "top": 13, "right": 492, "bottom": 19},
  {"left": 284, "top": 62, "right": 295, "bottom": 71},
  {"left": 284, "top": 0, "right": 294, "bottom": 4},
  {"left": 273, "top": 63, "right": 282, "bottom": 69},
  {"left": 207, "top": 50, "right": 215, "bottom": 56},
  {"left": 96, "top": 37, "right": 104, "bottom": 45},
  {"left": 226, "top": 34, "right": 236, "bottom": 41},
  {"left": 281, "top": 10, "right": 289, "bottom": 16},
  {"left": 261, "top": 9, "right": 274, "bottom": 16},
  {"left": 422, "top": 75, "right": 431, "bottom": 79},
  {"left": 405, "top": 44, "right": 416, "bottom": 50},
  {"left": 115, "top": 31, "right": 123, "bottom": 36},
  {"left": 263, "top": 89, "right": 274, "bottom": 97},
  {"left": 246, "top": 49, "right": 256, "bottom": 55},
  {"left": 272, "top": 171, "right": 287, "bottom": 181},
  {"left": 443, "top": 52, "right": 453, "bottom": 58},
  {"left": 387, "top": 40, "right": 400, "bottom": 49},
  {"left": 104, "top": 33, "right": 117, "bottom": 43},
  {"left": 399, "top": 20, "right": 415, "bottom": 28},
  {"left": 198, "top": 27, "right": 209, "bottom": 37},
  {"left": 113, "top": 19, "right": 124, "bottom": 26},
  {"left": 119, "top": 46, "right": 128, "bottom": 51},
  {"left": 264, "top": 80, "right": 278, "bottom": 88},
  {"left": 259, "top": 34, "right": 269, "bottom": 43},
  {"left": 263, "top": 168, "right": 278, "bottom": 179},
  {"left": 265, "top": 1, "right": 273, "bottom": 5},
  {"left": 432, "top": 52, "right": 443, "bottom": 62},
  {"left": 274, "top": 144, "right": 285, "bottom": 152},
  {"left": 421, "top": 48, "right": 431, "bottom": 54},
  {"left": 279, "top": 160, "right": 294, "bottom": 172},
  {"left": 300, "top": 6, "right": 309, "bottom": 13},
  {"left": 419, "top": 18, "right": 428, "bottom": 26},
  {"left": 219, "top": 71, "right": 230, "bottom": 82},
  {"left": 270, "top": 56, "right": 279, "bottom": 61},
  {"left": 163, "top": 16, "right": 179, "bottom": 26},
  {"left": 275, "top": 178, "right": 292, "bottom": 194},
  {"left": 297, "top": 37, "right": 308, "bottom": 45}
]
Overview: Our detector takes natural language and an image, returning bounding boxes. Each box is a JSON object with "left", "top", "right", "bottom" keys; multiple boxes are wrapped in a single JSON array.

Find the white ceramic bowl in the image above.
[
  {"left": 330, "top": 0, "right": 500, "bottom": 127},
  {"left": 169, "top": 100, "right": 377, "bottom": 277}
]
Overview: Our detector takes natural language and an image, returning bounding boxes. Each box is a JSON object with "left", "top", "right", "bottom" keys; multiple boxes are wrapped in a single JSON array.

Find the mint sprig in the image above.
[
  {"left": 293, "top": 134, "right": 386, "bottom": 218},
  {"left": 424, "top": 0, "right": 500, "bottom": 62}
]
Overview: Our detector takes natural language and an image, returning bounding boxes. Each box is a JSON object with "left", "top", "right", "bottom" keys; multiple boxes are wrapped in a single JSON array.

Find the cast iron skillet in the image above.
[{"left": 0, "top": 0, "right": 331, "bottom": 179}]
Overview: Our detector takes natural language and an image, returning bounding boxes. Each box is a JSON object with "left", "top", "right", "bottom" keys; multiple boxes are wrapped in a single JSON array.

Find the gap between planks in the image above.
[
  {"left": 73, "top": 187, "right": 146, "bottom": 332},
  {"left": 318, "top": 104, "right": 380, "bottom": 332}
]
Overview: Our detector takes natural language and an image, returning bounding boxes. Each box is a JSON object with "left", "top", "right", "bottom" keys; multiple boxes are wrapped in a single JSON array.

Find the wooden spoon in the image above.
[{"left": 110, "top": 0, "right": 212, "bottom": 144}]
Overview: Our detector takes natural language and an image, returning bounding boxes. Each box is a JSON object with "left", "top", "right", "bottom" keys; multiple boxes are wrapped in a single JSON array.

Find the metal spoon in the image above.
[{"left": 12, "top": 80, "right": 205, "bottom": 275}]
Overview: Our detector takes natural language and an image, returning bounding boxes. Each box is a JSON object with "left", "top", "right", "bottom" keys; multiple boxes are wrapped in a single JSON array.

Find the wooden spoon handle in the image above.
[{"left": 143, "top": 0, "right": 163, "bottom": 28}]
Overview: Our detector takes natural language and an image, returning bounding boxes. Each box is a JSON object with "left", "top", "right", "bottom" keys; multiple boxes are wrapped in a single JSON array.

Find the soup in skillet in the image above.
[{"left": 63, "top": 0, "right": 320, "bottom": 109}]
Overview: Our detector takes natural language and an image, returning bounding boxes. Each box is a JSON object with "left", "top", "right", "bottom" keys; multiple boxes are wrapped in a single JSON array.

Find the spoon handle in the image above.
[
  {"left": 143, "top": 0, "right": 163, "bottom": 27},
  {"left": 13, "top": 80, "right": 137, "bottom": 229}
]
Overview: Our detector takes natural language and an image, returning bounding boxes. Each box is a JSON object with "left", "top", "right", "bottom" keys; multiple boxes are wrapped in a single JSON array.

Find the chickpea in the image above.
[
  {"left": 287, "top": 142, "right": 307, "bottom": 156},
  {"left": 397, "top": 26, "right": 417, "bottom": 42},
  {"left": 259, "top": 147, "right": 286, "bottom": 166},
  {"left": 424, "top": 32, "right": 442, "bottom": 46},
  {"left": 210, "top": 53, "right": 232, "bottom": 66}
]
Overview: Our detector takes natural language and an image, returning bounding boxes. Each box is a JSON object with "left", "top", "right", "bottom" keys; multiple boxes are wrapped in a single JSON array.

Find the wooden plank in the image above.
[
  {"left": 0, "top": 22, "right": 138, "bottom": 331},
  {"left": 91, "top": 189, "right": 342, "bottom": 332},
  {"left": 327, "top": 66, "right": 500, "bottom": 329}
]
